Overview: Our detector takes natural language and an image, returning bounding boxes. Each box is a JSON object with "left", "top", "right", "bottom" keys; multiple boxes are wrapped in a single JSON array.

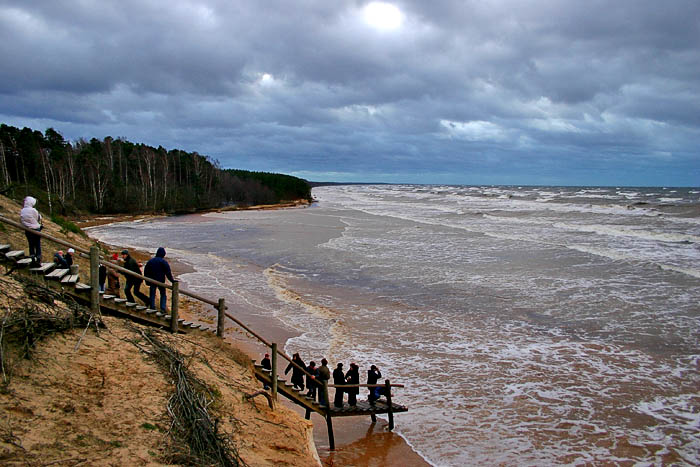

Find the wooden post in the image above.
[
  {"left": 216, "top": 298, "right": 226, "bottom": 337},
  {"left": 326, "top": 412, "right": 335, "bottom": 450},
  {"left": 305, "top": 408, "right": 311, "bottom": 420},
  {"left": 271, "top": 342, "right": 278, "bottom": 402},
  {"left": 385, "top": 379, "right": 394, "bottom": 430},
  {"left": 322, "top": 378, "right": 334, "bottom": 449},
  {"left": 170, "top": 281, "right": 179, "bottom": 333},
  {"left": 89, "top": 247, "right": 99, "bottom": 314}
]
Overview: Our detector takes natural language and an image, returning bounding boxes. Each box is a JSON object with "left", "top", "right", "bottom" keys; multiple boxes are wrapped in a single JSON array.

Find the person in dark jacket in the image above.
[
  {"left": 53, "top": 250, "right": 69, "bottom": 268},
  {"left": 98, "top": 262, "right": 107, "bottom": 292},
  {"left": 367, "top": 364, "right": 384, "bottom": 404},
  {"left": 144, "top": 247, "right": 175, "bottom": 311},
  {"left": 345, "top": 363, "right": 360, "bottom": 406},
  {"left": 284, "top": 353, "right": 306, "bottom": 391},
  {"left": 65, "top": 248, "right": 75, "bottom": 266},
  {"left": 120, "top": 249, "right": 149, "bottom": 305},
  {"left": 333, "top": 362, "right": 346, "bottom": 408},
  {"left": 317, "top": 358, "right": 331, "bottom": 406},
  {"left": 305, "top": 361, "right": 318, "bottom": 400},
  {"left": 261, "top": 353, "right": 272, "bottom": 390}
]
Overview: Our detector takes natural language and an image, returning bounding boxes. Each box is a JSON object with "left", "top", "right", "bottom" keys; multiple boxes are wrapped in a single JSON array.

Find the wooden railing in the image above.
[{"left": 0, "top": 214, "right": 405, "bottom": 418}]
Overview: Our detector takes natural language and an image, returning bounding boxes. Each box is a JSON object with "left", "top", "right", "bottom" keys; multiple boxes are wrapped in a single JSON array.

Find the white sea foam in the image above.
[{"left": 554, "top": 222, "right": 700, "bottom": 243}]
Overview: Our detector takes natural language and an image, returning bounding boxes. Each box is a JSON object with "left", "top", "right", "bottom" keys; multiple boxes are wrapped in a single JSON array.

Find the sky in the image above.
[{"left": 1, "top": 0, "right": 699, "bottom": 186}]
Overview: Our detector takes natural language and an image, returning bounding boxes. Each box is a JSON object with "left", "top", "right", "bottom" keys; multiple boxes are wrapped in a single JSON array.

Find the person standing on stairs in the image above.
[
  {"left": 317, "top": 358, "right": 331, "bottom": 407},
  {"left": 333, "top": 362, "right": 346, "bottom": 408},
  {"left": 19, "top": 196, "right": 42, "bottom": 265},
  {"left": 106, "top": 253, "right": 121, "bottom": 297},
  {"left": 285, "top": 353, "right": 306, "bottom": 391},
  {"left": 120, "top": 249, "right": 149, "bottom": 306},
  {"left": 144, "top": 247, "right": 175, "bottom": 312}
]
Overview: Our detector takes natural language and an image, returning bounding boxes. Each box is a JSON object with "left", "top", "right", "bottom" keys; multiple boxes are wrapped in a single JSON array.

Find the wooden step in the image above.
[
  {"left": 29, "top": 262, "right": 55, "bottom": 274},
  {"left": 46, "top": 268, "right": 69, "bottom": 280},
  {"left": 145, "top": 309, "right": 157, "bottom": 314},
  {"left": 102, "top": 295, "right": 115, "bottom": 300},
  {"left": 75, "top": 283, "right": 91, "bottom": 291},
  {"left": 61, "top": 274, "right": 79, "bottom": 284},
  {"left": 5, "top": 250, "right": 25, "bottom": 261},
  {"left": 187, "top": 323, "right": 201, "bottom": 330},
  {"left": 16, "top": 258, "right": 33, "bottom": 267},
  {"left": 125, "top": 302, "right": 137, "bottom": 308},
  {"left": 0, "top": 244, "right": 11, "bottom": 253},
  {"left": 135, "top": 305, "right": 147, "bottom": 311},
  {"left": 114, "top": 298, "right": 127, "bottom": 304}
]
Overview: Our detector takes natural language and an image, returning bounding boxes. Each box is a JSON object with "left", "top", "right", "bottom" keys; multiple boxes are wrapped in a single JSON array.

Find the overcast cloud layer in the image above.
[{"left": 1, "top": 0, "right": 699, "bottom": 186}]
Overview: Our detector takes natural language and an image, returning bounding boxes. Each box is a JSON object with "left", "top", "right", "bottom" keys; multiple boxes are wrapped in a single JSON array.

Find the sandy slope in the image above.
[{"left": 0, "top": 194, "right": 319, "bottom": 466}]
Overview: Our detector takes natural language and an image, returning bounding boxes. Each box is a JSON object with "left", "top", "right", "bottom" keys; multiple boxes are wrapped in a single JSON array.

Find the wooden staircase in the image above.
[{"left": 1, "top": 244, "right": 212, "bottom": 335}]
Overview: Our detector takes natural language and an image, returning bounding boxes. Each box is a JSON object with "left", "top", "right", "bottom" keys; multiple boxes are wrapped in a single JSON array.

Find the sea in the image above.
[{"left": 88, "top": 184, "right": 700, "bottom": 466}]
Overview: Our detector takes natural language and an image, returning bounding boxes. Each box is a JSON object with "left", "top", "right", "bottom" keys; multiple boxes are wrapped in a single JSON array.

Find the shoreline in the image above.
[{"left": 84, "top": 209, "right": 430, "bottom": 467}]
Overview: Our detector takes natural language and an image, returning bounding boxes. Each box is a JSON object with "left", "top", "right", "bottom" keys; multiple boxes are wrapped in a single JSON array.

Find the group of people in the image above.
[
  {"left": 276, "top": 352, "right": 386, "bottom": 408},
  {"left": 21, "top": 196, "right": 177, "bottom": 312},
  {"left": 114, "top": 247, "right": 177, "bottom": 311}
]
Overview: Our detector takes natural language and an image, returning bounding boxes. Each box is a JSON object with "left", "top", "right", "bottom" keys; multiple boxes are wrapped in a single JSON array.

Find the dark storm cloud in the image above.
[{"left": 0, "top": 0, "right": 698, "bottom": 185}]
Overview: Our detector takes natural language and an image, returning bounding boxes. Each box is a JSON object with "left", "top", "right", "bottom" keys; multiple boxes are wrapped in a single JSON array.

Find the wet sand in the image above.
[{"left": 87, "top": 212, "right": 430, "bottom": 467}]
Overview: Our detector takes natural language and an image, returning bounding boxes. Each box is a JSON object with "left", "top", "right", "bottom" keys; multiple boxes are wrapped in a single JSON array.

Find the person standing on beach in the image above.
[
  {"left": 345, "top": 363, "right": 360, "bottom": 406},
  {"left": 306, "top": 361, "right": 318, "bottom": 400},
  {"left": 106, "top": 253, "right": 121, "bottom": 297},
  {"left": 367, "top": 364, "right": 383, "bottom": 404},
  {"left": 120, "top": 249, "right": 149, "bottom": 305},
  {"left": 285, "top": 353, "right": 306, "bottom": 391},
  {"left": 333, "top": 362, "right": 346, "bottom": 408},
  {"left": 144, "top": 247, "right": 175, "bottom": 311},
  {"left": 317, "top": 358, "right": 331, "bottom": 406},
  {"left": 19, "top": 196, "right": 42, "bottom": 264}
]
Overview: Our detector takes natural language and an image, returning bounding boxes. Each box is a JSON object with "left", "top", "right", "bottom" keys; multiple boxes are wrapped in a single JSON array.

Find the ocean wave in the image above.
[{"left": 554, "top": 222, "right": 700, "bottom": 244}]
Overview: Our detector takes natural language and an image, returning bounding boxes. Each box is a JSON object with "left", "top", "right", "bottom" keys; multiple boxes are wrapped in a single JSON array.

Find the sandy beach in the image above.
[{"left": 85, "top": 211, "right": 430, "bottom": 467}]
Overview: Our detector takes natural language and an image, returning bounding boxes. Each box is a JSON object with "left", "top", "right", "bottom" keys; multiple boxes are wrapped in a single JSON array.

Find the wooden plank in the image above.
[
  {"left": 16, "top": 258, "right": 33, "bottom": 267},
  {"left": 0, "top": 244, "right": 11, "bottom": 252},
  {"left": 61, "top": 274, "right": 79, "bottom": 284},
  {"left": 5, "top": 250, "right": 25, "bottom": 260},
  {"left": 29, "top": 262, "right": 55, "bottom": 274},
  {"left": 75, "top": 283, "right": 91, "bottom": 291},
  {"left": 46, "top": 268, "right": 69, "bottom": 280},
  {"left": 114, "top": 298, "right": 127, "bottom": 304}
]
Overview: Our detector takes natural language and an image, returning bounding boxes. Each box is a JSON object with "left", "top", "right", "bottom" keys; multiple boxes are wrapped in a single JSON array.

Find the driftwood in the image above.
[
  {"left": 130, "top": 328, "right": 244, "bottom": 467},
  {"left": 245, "top": 390, "right": 274, "bottom": 409}
]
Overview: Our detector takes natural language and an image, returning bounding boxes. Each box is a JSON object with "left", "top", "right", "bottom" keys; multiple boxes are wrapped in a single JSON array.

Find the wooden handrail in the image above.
[{"left": 0, "top": 215, "right": 405, "bottom": 390}]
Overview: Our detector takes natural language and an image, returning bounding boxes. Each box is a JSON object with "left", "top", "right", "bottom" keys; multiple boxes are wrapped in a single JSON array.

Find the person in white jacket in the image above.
[{"left": 19, "top": 196, "right": 43, "bottom": 263}]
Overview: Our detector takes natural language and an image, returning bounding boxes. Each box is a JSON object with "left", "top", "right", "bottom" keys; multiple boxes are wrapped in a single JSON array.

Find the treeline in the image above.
[{"left": 0, "top": 124, "right": 311, "bottom": 215}]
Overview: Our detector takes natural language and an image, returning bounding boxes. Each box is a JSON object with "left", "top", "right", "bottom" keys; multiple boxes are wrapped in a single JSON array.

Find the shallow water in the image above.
[{"left": 89, "top": 185, "right": 700, "bottom": 466}]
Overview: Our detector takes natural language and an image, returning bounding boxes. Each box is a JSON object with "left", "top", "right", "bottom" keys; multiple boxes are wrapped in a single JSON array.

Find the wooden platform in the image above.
[{"left": 252, "top": 365, "right": 407, "bottom": 417}]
